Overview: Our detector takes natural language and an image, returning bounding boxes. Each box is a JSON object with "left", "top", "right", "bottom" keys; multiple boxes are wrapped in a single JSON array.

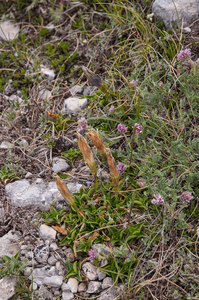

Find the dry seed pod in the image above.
[
  {"left": 53, "top": 173, "right": 75, "bottom": 206},
  {"left": 77, "top": 133, "right": 95, "bottom": 166},
  {"left": 105, "top": 148, "right": 118, "bottom": 177},
  {"left": 87, "top": 131, "right": 106, "bottom": 156}
]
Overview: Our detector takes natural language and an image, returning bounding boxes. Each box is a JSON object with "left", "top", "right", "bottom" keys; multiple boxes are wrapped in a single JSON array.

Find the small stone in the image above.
[
  {"left": 0, "top": 21, "right": 20, "bottom": 41},
  {"left": 34, "top": 242, "right": 49, "bottom": 264},
  {"left": 52, "top": 157, "right": 71, "bottom": 173},
  {"left": 62, "top": 97, "right": 88, "bottom": 114},
  {"left": 24, "top": 267, "right": 33, "bottom": 276},
  {"left": 43, "top": 276, "right": 63, "bottom": 287},
  {"left": 102, "top": 277, "right": 113, "bottom": 289},
  {"left": 38, "top": 285, "right": 53, "bottom": 299},
  {"left": 56, "top": 261, "right": 67, "bottom": 276},
  {"left": 21, "top": 245, "right": 28, "bottom": 250},
  {"left": 70, "top": 85, "right": 83, "bottom": 95},
  {"left": 38, "top": 89, "right": 52, "bottom": 101},
  {"left": 97, "top": 269, "right": 107, "bottom": 281},
  {"left": 25, "top": 251, "right": 34, "bottom": 259},
  {"left": 78, "top": 282, "right": 87, "bottom": 292},
  {"left": 67, "top": 278, "right": 78, "bottom": 293},
  {"left": 182, "top": 27, "right": 191, "bottom": 33},
  {"left": 87, "top": 281, "right": 102, "bottom": 294},
  {"left": 62, "top": 283, "right": 70, "bottom": 292},
  {"left": 48, "top": 255, "right": 57, "bottom": 266},
  {"left": 83, "top": 86, "right": 97, "bottom": 96},
  {"left": 0, "top": 277, "right": 18, "bottom": 300},
  {"left": 25, "top": 172, "right": 33, "bottom": 179},
  {"left": 62, "top": 291, "right": 74, "bottom": 300},
  {"left": 50, "top": 242, "right": 58, "bottom": 251},
  {"left": 29, "top": 266, "right": 56, "bottom": 286},
  {"left": 39, "top": 224, "right": 56, "bottom": 241},
  {"left": 82, "top": 262, "right": 98, "bottom": 280},
  {"left": 9, "top": 94, "right": 23, "bottom": 105},
  {"left": 0, "top": 141, "right": 13, "bottom": 149},
  {"left": 41, "top": 67, "right": 55, "bottom": 80}
]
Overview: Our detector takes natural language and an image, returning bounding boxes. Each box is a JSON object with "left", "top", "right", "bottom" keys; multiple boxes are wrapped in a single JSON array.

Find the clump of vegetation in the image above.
[{"left": 1, "top": 0, "right": 199, "bottom": 299}]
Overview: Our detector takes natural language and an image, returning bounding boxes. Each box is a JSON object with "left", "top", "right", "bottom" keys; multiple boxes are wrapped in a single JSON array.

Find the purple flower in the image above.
[
  {"left": 151, "top": 194, "right": 164, "bottom": 205},
  {"left": 181, "top": 192, "right": 193, "bottom": 203},
  {"left": 78, "top": 117, "right": 87, "bottom": 132},
  {"left": 117, "top": 163, "right": 126, "bottom": 175},
  {"left": 177, "top": 49, "right": 191, "bottom": 61},
  {"left": 133, "top": 123, "right": 142, "bottom": 135},
  {"left": 129, "top": 79, "right": 138, "bottom": 87},
  {"left": 109, "top": 105, "right": 114, "bottom": 114},
  {"left": 117, "top": 124, "right": 128, "bottom": 133},
  {"left": 138, "top": 178, "right": 146, "bottom": 188},
  {"left": 88, "top": 249, "right": 96, "bottom": 262},
  {"left": 158, "top": 81, "right": 163, "bottom": 87}
]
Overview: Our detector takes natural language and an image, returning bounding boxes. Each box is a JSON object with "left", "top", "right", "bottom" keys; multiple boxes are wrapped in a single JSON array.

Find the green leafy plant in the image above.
[
  {"left": 0, "top": 165, "right": 20, "bottom": 183},
  {"left": 0, "top": 253, "right": 28, "bottom": 279}
]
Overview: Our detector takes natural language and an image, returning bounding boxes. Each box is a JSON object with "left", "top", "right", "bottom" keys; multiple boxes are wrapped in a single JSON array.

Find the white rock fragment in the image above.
[
  {"left": 38, "top": 89, "right": 52, "bottom": 101},
  {"left": 52, "top": 157, "right": 71, "bottom": 173},
  {"left": 67, "top": 278, "right": 78, "bottom": 293},
  {"left": 43, "top": 276, "right": 63, "bottom": 287},
  {"left": 82, "top": 262, "right": 98, "bottom": 280},
  {"left": 62, "top": 97, "right": 88, "bottom": 114},
  {"left": 39, "top": 224, "right": 56, "bottom": 241},
  {"left": 87, "top": 281, "right": 102, "bottom": 293},
  {"left": 0, "top": 21, "right": 20, "bottom": 41},
  {"left": 41, "top": 67, "right": 55, "bottom": 80},
  {"left": 0, "top": 141, "right": 13, "bottom": 149}
]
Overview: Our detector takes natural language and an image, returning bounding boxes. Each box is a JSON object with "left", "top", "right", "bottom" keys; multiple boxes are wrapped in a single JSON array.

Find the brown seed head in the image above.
[
  {"left": 53, "top": 173, "right": 75, "bottom": 206},
  {"left": 77, "top": 133, "right": 95, "bottom": 166},
  {"left": 87, "top": 131, "right": 106, "bottom": 155},
  {"left": 105, "top": 148, "right": 118, "bottom": 177}
]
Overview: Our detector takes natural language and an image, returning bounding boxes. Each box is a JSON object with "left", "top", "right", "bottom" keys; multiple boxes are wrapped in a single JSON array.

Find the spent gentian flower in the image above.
[
  {"left": 177, "top": 49, "right": 191, "bottom": 61},
  {"left": 117, "top": 163, "right": 126, "bottom": 175},
  {"left": 151, "top": 194, "right": 164, "bottom": 205},
  {"left": 78, "top": 117, "right": 87, "bottom": 132},
  {"left": 133, "top": 123, "right": 142, "bottom": 135},
  {"left": 181, "top": 192, "right": 193, "bottom": 203},
  {"left": 117, "top": 124, "right": 128, "bottom": 133},
  {"left": 109, "top": 105, "right": 115, "bottom": 114},
  {"left": 88, "top": 249, "right": 96, "bottom": 262},
  {"left": 138, "top": 178, "right": 146, "bottom": 188},
  {"left": 129, "top": 79, "right": 138, "bottom": 87}
]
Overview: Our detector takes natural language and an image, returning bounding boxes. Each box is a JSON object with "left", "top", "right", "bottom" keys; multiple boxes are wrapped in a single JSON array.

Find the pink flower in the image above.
[
  {"left": 177, "top": 49, "right": 191, "bottom": 60},
  {"left": 117, "top": 124, "right": 128, "bottom": 133},
  {"left": 151, "top": 194, "right": 164, "bottom": 205},
  {"left": 109, "top": 105, "right": 114, "bottom": 113},
  {"left": 138, "top": 178, "right": 146, "bottom": 188},
  {"left": 181, "top": 192, "right": 193, "bottom": 203},
  {"left": 88, "top": 249, "right": 96, "bottom": 262},
  {"left": 78, "top": 117, "right": 87, "bottom": 132},
  {"left": 129, "top": 79, "right": 138, "bottom": 87},
  {"left": 158, "top": 81, "right": 163, "bottom": 87},
  {"left": 133, "top": 123, "right": 142, "bottom": 135},
  {"left": 117, "top": 163, "right": 126, "bottom": 175}
]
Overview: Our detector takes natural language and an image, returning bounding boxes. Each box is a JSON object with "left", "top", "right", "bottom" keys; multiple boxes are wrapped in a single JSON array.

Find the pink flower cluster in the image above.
[
  {"left": 117, "top": 124, "right": 128, "bottom": 133},
  {"left": 177, "top": 49, "right": 191, "bottom": 60},
  {"left": 88, "top": 249, "right": 96, "bottom": 262},
  {"left": 109, "top": 105, "right": 114, "bottom": 113},
  {"left": 151, "top": 194, "right": 164, "bottom": 205},
  {"left": 78, "top": 117, "right": 87, "bottom": 132},
  {"left": 133, "top": 123, "right": 142, "bottom": 135},
  {"left": 117, "top": 163, "right": 126, "bottom": 175},
  {"left": 138, "top": 178, "right": 146, "bottom": 188},
  {"left": 181, "top": 192, "right": 193, "bottom": 203}
]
